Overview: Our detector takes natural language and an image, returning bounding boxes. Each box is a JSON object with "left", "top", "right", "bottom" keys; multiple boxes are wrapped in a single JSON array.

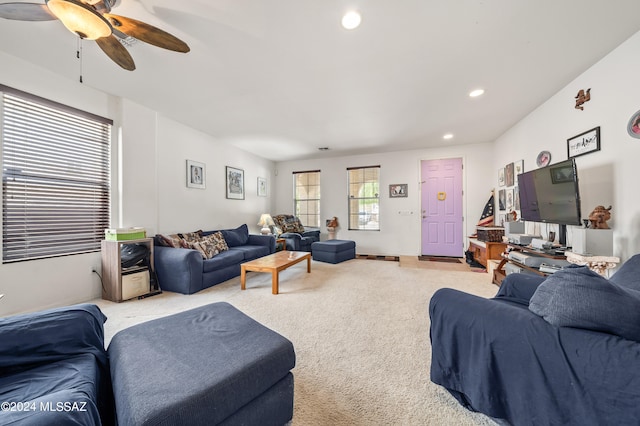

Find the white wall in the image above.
[
  {"left": 0, "top": 54, "right": 274, "bottom": 316},
  {"left": 493, "top": 30, "right": 640, "bottom": 261},
  {"left": 274, "top": 143, "right": 495, "bottom": 256}
]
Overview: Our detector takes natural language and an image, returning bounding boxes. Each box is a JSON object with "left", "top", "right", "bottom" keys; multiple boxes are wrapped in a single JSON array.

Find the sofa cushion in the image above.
[
  {"left": 230, "top": 245, "right": 270, "bottom": 261},
  {"left": 202, "top": 249, "right": 244, "bottom": 273},
  {"left": 609, "top": 253, "right": 640, "bottom": 291},
  {"left": 220, "top": 224, "right": 249, "bottom": 247},
  {"left": 529, "top": 266, "right": 640, "bottom": 341}
]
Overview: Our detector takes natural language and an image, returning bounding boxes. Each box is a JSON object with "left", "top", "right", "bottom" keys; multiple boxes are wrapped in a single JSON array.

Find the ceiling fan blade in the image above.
[
  {"left": 95, "top": 35, "right": 136, "bottom": 71},
  {"left": 0, "top": 2, "right": 56, "bottom": 20},
  {"left": 103, "top": 13, "right": 190, "bottom": 53}
]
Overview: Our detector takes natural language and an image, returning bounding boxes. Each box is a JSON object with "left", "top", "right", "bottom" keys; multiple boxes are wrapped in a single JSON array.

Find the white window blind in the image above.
[{"left": 1, "top": 86, "right": 112, "bottom": 263}]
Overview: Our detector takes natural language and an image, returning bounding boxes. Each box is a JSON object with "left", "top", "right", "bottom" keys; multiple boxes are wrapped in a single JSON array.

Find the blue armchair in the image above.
[{"left": 272, "top": 214, "right": 320, "bottom": 252}]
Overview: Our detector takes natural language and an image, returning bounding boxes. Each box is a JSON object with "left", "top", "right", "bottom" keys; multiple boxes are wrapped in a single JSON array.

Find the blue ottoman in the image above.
[
  {"left": 108, "top": 302, "right": 295, "bottom": 426},
  {"left": 311, "top": 240, "right": 356, "bottom": 264}
]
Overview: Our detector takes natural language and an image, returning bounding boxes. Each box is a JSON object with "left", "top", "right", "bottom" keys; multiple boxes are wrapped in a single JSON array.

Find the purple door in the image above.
[{"left": 421, "top": 158, "right": 463, "bottom": 257}]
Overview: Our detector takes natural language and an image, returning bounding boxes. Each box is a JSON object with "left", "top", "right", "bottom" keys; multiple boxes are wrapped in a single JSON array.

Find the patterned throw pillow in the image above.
[
  {"left": 190, "top": 232, "right": 229, "bottom": 259},
  {"left": 156, "top": 233, "right": 186, "bottom": 248},
  {"left": 273, "top": 215, "right": 305, "bottom": 234},
  {"left": 179, "top": 231, "right": 203, "bottom": 244}
]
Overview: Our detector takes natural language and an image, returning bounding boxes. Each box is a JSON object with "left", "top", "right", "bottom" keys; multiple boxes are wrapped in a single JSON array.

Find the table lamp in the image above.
[{"left": 258, "top": 214, "right": 275, "bottom": 235}]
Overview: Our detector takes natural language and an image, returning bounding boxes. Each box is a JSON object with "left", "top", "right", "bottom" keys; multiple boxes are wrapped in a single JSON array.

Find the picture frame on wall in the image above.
[
  {"left": 186, "top": 160, "right": 205, "bottom": 189},
  {"left": 257, "top": 177, "right": 267, "bottom": 197},
  {"left": 226, "top": 166, "right": 245, "bottom": 199},
  {"left": 627, "top": 109, "right": 640, "bottom": 139},
  {"left": 514, "top": 160, "right": 524, "bottom": 183},
  {"left": 567, "top": 126, "right": 600, "bottom": 158},
  {"left": 389, "top": 184, "right": 408, "bottom": 198},
  {"left": 498, "top": 168, "right": 505, "bottom": 187},
  {"left": 505, "top": 162, "right": 514, "bottom": 187},
  {"left": 498, "top": 189, "right": 506, "bottom": 211}
]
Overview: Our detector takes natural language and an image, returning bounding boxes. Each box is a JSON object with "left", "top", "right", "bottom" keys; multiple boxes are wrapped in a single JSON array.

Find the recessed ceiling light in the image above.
[
  {"left": 443, "top": 133, "right": 454, "bottom": 140},
  {"left": 342, "top": 11, "right": 361, "bottom": 30},
  {"left": 469, "top": 89, "right": 485, "bottom": 98}
]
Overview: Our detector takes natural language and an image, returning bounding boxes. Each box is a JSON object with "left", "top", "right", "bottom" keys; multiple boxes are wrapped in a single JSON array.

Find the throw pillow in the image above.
[
  {"left": 179, "top": 231, "right": 203, "bottom": 244},
  {"left": 155, "top": 233, "right": 185, "bottom": 248},
  {"left": 189, "top": 232, "right": 229, "bottom": 259},
  {"left": 220, "top": 224, "right": 249, "bottom": 247},
  {"left": 275, "top": 215, "right": 305, "bottom": 234},
  {"left": 529, "top": 266, "right": 640, "bottom": 342},
  {"left": 609, "top": 253, "right": 640, "bottom": 291}
]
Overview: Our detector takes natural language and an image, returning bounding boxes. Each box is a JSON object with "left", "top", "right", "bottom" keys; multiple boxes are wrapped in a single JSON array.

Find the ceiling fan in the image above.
[{"left": 0, "top": 0, "right": 190, "bottom": 71}]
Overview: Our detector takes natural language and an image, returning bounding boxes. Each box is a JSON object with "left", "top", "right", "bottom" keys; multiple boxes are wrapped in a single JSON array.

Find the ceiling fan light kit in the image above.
[
  {"left": 46, "top": 0, "right": 111, "bottom": 40},
  {"left": 0, "top": 0, "right": 190, "bottom": 71}
]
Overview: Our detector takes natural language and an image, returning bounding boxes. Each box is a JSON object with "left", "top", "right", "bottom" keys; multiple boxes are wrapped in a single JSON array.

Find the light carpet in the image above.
[{"left": 94, "top": 258, "right": 498, "bottom": 426}]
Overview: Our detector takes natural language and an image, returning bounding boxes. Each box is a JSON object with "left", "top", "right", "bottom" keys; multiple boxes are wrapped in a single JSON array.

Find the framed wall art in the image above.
[
  {"left": 226, "top": 166, "right": 245, "bottom": 199},
  {"left": 567, "top": 126, "right": 600, "bottom": 158},
  {"left": 257, "top": 177, "right": 267, "bottom": 197},
  {"left": 498, "top": 168, "right": 505, "bottom": 187},
  {"left": 389, "top": 184, "right": 408, "bottom": 198},
  {"left": 186, "top": 160, "right": 205, "bottom": 189}
]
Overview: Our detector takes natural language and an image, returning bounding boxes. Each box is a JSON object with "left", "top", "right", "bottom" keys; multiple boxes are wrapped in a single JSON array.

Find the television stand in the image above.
[{"left": 492, "top": 244, "right": 567, "bottom": 286}]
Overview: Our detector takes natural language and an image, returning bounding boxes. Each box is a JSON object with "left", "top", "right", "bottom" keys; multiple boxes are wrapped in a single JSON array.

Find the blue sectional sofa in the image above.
[
  {"left": 154, "top": 224, "right": 276, "bottom": 294},
  {"left": 430, "top": 254, "right": 640, "bottom": 425},
  {"left": 0, "top": 304, "right": 113, "bottom": 425}
]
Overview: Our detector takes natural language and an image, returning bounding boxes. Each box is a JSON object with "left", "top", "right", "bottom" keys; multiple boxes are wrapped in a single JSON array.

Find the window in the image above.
[
  {"left": 348, "top": 166, "right": 380, "bottom": 230},
  {"left": 1, "top": 85, "right": 112, "bottom": 263},
  {"left": 293, "top": 170, "right": 320, "bottom": 227}
]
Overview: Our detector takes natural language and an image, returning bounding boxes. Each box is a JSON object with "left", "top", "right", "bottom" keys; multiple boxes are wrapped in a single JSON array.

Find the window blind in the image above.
[{"left": 1, "top": 89, "right": 111, "bottom": 263}]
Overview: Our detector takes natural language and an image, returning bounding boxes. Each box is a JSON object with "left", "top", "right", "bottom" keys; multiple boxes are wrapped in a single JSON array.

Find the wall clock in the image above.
[{"left": 536, "top": 151, "right": 551, "bottom": 167}]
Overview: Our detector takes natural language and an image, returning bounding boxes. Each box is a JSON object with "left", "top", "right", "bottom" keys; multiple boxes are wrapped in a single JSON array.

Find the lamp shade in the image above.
[
  {"left": 258, "top": 214, "right": 275, "bottom": 235},
  {"left": 47, "top": 0, "right": 112, "bottom": 40}
]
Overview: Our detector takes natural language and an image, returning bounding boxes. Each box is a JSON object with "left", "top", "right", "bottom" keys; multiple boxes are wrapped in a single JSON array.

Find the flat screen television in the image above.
[{"left": 517, "top": 158, "right": 582, "bottom": 245}]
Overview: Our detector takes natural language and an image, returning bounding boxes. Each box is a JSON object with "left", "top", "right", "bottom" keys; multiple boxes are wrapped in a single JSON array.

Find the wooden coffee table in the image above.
[{"left": 241, "top": 251, "right": 311, "bottom": 294}]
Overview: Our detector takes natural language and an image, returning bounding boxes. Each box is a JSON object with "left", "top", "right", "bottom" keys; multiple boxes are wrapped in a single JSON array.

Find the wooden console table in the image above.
[{"left": 468, "top": 237, "right": 507, "bottom": 268}]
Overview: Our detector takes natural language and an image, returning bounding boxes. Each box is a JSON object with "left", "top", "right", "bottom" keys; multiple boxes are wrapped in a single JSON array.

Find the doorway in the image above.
[{"left": 420, "top": 158, "right": 463, "bottom": 257}]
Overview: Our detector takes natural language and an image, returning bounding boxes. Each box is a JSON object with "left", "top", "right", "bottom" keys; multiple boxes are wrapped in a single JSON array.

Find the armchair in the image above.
[{"left": 271, "top": 214, "right": 320, "bottom": 251}]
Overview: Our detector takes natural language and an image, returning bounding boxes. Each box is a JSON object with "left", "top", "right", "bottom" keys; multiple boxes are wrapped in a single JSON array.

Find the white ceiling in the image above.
[{"left": 1, "top": 0, "right": 640, "bottom": 161}]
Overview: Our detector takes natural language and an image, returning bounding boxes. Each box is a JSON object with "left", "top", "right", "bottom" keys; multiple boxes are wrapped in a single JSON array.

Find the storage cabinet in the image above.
[
  {"left": 101, "top": 238, "right": 158, "bottom": 302},
  {"left": 468, "top": 238, "right": 507, "bottom": 268}
]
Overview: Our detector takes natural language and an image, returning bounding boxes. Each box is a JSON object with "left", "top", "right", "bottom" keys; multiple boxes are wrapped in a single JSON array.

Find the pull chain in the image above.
[{"left": 77, "top": 38, "right": 83, "bottom": 83}]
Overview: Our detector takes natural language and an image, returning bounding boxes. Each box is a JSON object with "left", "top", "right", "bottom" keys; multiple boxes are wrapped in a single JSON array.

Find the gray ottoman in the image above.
[
  {"left": 108, "top": 302, "right": 295, "bottom": 426},
  {"left": 311, "top": 239, "right": 356, "bottom": 264}
]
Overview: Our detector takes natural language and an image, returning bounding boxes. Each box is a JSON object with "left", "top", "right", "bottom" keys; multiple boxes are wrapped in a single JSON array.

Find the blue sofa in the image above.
[
  {"left": 154, "top": 224, "right": 276, "bottom": 294},
  {"left": 0, "top": 304, "right": 113, "bottom": 425},
  {"left": 430, "top": 254, "right": 640, "bottom": 425}
]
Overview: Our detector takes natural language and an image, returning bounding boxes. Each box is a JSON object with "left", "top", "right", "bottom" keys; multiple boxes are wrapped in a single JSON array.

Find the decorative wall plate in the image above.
[
  {"left": 536, "top": 151, "right": 551, "bottom": 167},
  {"left": 628, "top": 109, "right": 640, "bottom": 139}
]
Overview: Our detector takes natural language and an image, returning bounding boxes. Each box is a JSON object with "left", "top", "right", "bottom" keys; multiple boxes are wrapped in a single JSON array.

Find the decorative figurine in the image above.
[
  {"left": 588, "top": 205, "right": 612, "bottom": 229},
  {"left": 575, "top": 88, "right": 591, "bottom": 110},
  {"left": 326, "top": 217, "right": 339, "bottom": 240}
]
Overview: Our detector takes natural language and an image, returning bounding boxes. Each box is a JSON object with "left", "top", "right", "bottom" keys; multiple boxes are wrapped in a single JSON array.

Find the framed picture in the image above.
[
  {"left": 505, "top": 162, "right": 514, "bottom": 187},
  {"left": 498, "top": 189, "right": 506, "bottom": 211},
  {"left": 506, "top": 188, "right": 514, "bottom": 211},
  {"left": 389, "top": 184, "right": 408, "bottom": 198},
  {"left": 498, "top": 168, "right": 505, "bottom": 187},
  {"left": 514, "top": 160, "right": 524, "bottom": 183},
  {"left": 226, "top": 166, "right": 244, "bottom": 199},
  {"left": 186, "top": 160, "right": 205, "bottom": 189},
  {"left": 567, "top": 126, "right": 600, "bottom": 158},
  {"left": 627, "top": 109, "right": 640, "bottom": 139},
  {"left": 536, "top": 150, "right": 551, "bottom": 167},
  {"left": 257, "top": 177, "right": 267, "bottom": 197}
]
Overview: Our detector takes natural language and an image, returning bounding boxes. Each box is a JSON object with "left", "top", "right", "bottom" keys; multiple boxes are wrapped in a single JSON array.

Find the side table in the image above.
[{"left": 565, "top": 251, "right": 620, "bottom": 276}]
